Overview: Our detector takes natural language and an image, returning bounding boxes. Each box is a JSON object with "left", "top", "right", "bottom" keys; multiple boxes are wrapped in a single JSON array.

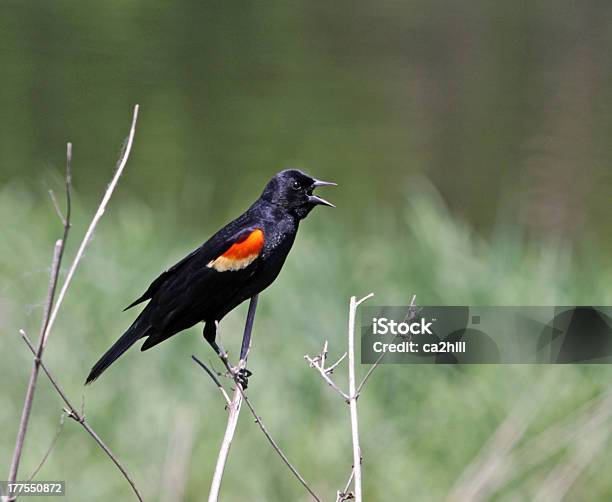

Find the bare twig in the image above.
[
  {"left": 191, "top": 356, "right": 320, "bottom": 501},
  {"left": 41, "top": 105, "right": 139, "bottom": 348},
  {"left": 305, "top": 341, "right": 350, "bottom": 401},
  {"left": 347, "top": 293, "right": 373, "bottom": 502},
  {"left": 8, "top": 145, "right": 73, "bottom": 492},
  {"left": 191, "top": 356, "right": 231, "bottom": 406},
  {"left": 208, "top": 295, "right": 258, "bottom": 502},
  {"left": 8, "top": 107, "right": 140, "bottom": 501},
  {"left": 304, "top": 293, "right": 373, "bottom": 501},
  {"left": 327, "top": 352, "right": 347, "bottom": 373},
  {"left": 7, "top": 236, "right": 67, "bottom": 491},
  {"left": 239, "top": 387, "right": 321, "bottom": 501},
  {"left": 336, "top": 467, "right": 355, "bottom": 501},
  {"left": 19, "top": 331, "right": 143, "bottom": 502},
  {"left": 195, "top": 353, "right": 321, "bottom": 501},
  {"left": 27, "top": 412, "right": 66, "bottom": 482},
  {"left": 48, "top": 190, "right": 66, "bottom": 226}
]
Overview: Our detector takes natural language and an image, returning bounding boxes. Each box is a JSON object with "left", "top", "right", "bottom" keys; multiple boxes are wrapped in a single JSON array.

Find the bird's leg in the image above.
[
  {"left": 204, "top": 325, "right": 232, "bottom": 371},
  {"left": 203, "top": 321, "right": 252, "bottom": 389}
]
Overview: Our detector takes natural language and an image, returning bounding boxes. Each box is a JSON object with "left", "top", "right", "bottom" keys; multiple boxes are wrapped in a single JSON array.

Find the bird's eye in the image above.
[{"left": 292, "top": 181, "right": 301, "bottom": 190}]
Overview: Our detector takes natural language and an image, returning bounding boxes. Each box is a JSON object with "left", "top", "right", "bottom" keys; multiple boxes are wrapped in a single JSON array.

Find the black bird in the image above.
[{"left": 86, "top": 169, "right": 335, "bottom": 384}]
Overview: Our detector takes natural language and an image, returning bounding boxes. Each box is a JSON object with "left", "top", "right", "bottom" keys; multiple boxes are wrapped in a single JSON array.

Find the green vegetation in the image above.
[
  {"left": 2, "top": 182, "right": 611, "bottom": 500},
  {"left": 2, "top": 1, "right": 612, "bottom": 499}
]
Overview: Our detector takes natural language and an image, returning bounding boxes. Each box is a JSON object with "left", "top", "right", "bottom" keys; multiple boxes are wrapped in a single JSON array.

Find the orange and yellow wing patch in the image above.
[{"left": 207, "top": 228, "right": 265, "bottom": 272}]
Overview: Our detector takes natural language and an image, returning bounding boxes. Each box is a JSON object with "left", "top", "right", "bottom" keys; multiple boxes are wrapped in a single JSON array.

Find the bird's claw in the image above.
[{"left": 234, "top": 367, "right": 253, "bottom": 389}]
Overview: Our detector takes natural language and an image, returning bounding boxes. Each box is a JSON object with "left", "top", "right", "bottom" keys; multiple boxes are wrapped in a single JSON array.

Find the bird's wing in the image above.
[
  {"left": 124, "top": 226, "right": 265, "bottom": 311},
  {"left": 123, "top": 247, "right": 201, "bottom": 311},
  {"left": 205, "top": 227, "right": 265, "bottom": 272}
]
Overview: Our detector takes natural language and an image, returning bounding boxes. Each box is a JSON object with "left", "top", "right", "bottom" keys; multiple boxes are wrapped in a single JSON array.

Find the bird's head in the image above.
[{"left": 261, "top": 169, "right": 336, "bottom": 219}]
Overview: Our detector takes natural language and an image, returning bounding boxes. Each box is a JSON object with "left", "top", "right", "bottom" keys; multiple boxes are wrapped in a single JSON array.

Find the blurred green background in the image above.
[{"left": 2, "top": 1, "right": 612, "bottom": 501}]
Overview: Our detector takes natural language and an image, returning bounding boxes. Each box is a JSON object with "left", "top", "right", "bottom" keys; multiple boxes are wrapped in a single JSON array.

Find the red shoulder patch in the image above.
[
  {"left": 221, "top": 228, "right": 265, "bottom": 259},
  {"left": 207, "top": 228, "right": 265, "bottom": 272}
]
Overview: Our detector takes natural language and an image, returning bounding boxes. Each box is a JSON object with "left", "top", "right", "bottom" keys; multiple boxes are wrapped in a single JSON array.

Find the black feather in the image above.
[{"left": 85, "top": 315, "right": 152, "bottom": 384}]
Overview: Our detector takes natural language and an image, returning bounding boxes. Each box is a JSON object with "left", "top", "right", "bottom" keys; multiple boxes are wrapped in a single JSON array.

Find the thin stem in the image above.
[
  {"left": 195, "top": 354, "right": 321, "bottom": 502},
  {"left": 19, "top": 331, "right": 143, "bottom": 502},
  {"left": 27, "top": 412, "right": 66, "bottom": 482},
  {"left": 7, "top": 240, "right": 65, "bottom": 492},
  {"left": 347, "top": 294, "right": 371, "bottom": 502},
  {"left": 305, "top": 292, "right": 374, "bottom": 501},
  {"left": 41, "top": 105, "right": 139, "bottom": 348},
  {"left": 7, "top": 145, "right": 73, "bottom": 491},
  {"left": 355, "top": 292, "right": 374, "bottom": 307},
  {"left": 208, "top": 295, "right": 258, "bottom": 502},
  {"left": 336, "top": 467, "right": 355, "bottom": 502},
  {"left": 48, "top": 189, "right": 66, "bottom": 226},
  {"left": 327, "top": 352, "right": 347, "bottom": 374},
  {"left": 191, "top": 356, "right": 231, "bottom": 406},
  {"left": 7, "top": 112, "right": 140, "bottom": 500},
  {"left": 304, "top": 348, "right": 350, "bottom": 401},
  {"left": 238, "top": 391, "right": 321, "bottom": 501}
]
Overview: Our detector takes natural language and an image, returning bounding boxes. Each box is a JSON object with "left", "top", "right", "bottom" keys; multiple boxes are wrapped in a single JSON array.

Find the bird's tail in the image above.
[{"left": 85, "top": 315, "right": 152, "bottom": 384}]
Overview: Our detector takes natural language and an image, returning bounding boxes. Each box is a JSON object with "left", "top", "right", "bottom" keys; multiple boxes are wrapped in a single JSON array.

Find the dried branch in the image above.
[
  {"left": 194, "top": 354, "right": 321, "bottom": 501},
  {"left": 7, "top": 142, "right": 71, "bottom": 490},
  {"left": 306, "top": 293, "right": 373, "bottom": 502},
  {"left": 327, "top": 351, "right": 347, "bottom": 373},
  {"left": 26, "top": 412, "right": 66, "bottom": 482},
  {"left": 239, "top": 387, "right": 321, "bottom": 501},
  {"left": 7, "top": 243, "right": 63, "bottom": 488},
  {"left": 48, "top": 189, "right": 67, "bottom": 226},
  {"left": 203, "top": 297, "right": 321, "bottom": 501},
  {"left": 41, "top": 105, "right": 139, "bottom": 349},
  {"left": 347, "top": 293, "right": 373, "bottom": 502},
  {"left": 8, "top": 106, "right": 140, "bottom": 501},
  {"left": 305, "top": 341, "right": 350, "bottom": 401},
  {"left": 336, "top": 467, "right": 355, "bottom": 501},
  {"left": 19, "top": 331, "right": 143, "bottom": 501},
  {"left": 192, "top": 356, "right": 231, "bottom": 406},
  {"left": 207, "top": 295, "right": 258, "bottom": 502}
]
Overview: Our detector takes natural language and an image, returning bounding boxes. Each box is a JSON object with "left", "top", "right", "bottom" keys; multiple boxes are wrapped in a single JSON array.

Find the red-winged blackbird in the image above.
[{"left": 85, "top": 169, "right": 335, "bottom": 383}]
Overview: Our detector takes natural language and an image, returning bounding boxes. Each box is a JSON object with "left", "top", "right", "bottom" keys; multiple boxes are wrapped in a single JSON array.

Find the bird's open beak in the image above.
[
  {"left": 308, "top": 178, "right": 337, "bottom": 207},
  {"left": 312, "top": 179, "right": 337, "bottom": 188}
]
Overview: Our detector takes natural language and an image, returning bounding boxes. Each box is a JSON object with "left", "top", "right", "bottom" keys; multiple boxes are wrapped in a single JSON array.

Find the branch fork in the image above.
[
  {"left": 305, "top": 340, "right": 350, "bottom": 401},
  {"left": 194, "top": 296, "right": 321, "bottom": 502},
  {"left": 304, "top": 293, "right": 375, "bottom": 502},
  {"left": 6, "top": 105, "right": 142, "bottom": 502}
]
